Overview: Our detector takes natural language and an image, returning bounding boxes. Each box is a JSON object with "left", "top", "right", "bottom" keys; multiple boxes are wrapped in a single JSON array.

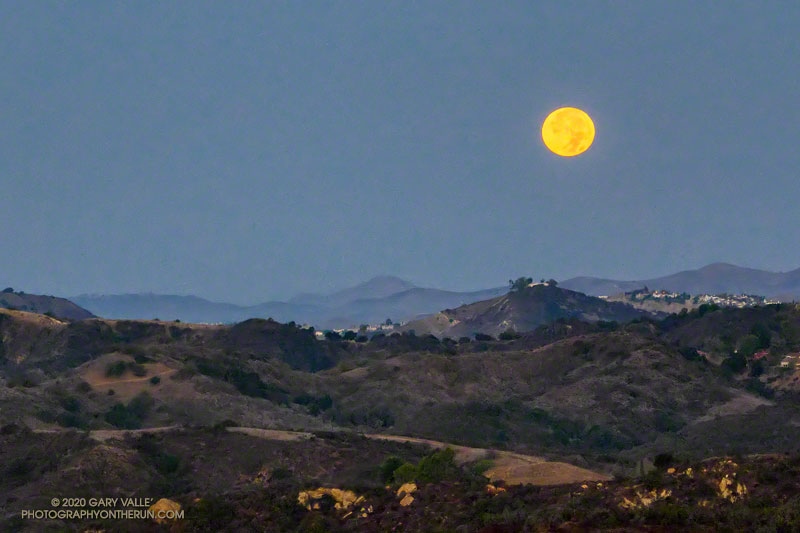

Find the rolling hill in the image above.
[
  {"left": 0, "top": 288, "right": 94, "bottom": 320},
  {"left": 401, "top": 283, "right": 655, "bottom": 338}
]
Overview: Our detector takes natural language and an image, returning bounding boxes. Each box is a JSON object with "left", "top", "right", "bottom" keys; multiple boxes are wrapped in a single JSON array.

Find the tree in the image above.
[
  {"left": 509, "top": 277, "right": 533, "bottom": 292},
  {"left": 323, "top": 330, "right": 342, "bottom": 341},
  {"left": 547, "top": 279, "right": 559, "bottom": 286},
  {"left": 341, "top": 330, "right": 357, "bottom": 341},
  {"left": 379, "top": 456, "right": 404, "bottom": 483},
  {"left": 751, "top": 323, "right": 771, "bottom": 349},
  {"left": 498, "top": 328, "right": 520, "bottom": 341},
  {"left": 749, "top": 359, "right": 765, "bottom": 377},
  {"left": 384, "top": 318, "right": 393, "bottom": 326},
  {"left": 2, "top": 287, "right": 13, "bottom": 293},
  {"left": 738, "top": 334, "right": 761, "bottom": 359},
  {"left": 722, "top": 352, "right": 747, "bottom": 374}
]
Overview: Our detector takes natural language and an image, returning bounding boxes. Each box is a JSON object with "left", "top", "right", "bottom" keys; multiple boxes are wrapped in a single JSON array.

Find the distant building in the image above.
[{"left": 753, "top": 350, "right": 769, "bottom": 360}]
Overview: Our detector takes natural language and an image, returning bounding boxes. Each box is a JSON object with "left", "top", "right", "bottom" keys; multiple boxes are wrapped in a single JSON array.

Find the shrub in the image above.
[
  {"left": 498, "top": 328, "right": 519, "bottom": 341},
  {"left": 128, "top": 391, "right": 154, "bottom": 419},
  {"left": 416, "top": 448, "right": 457, "bottom": 483},
  {"left": 653, "top": 452, "right": 673, "bottom": 469},
  {"left": 58, "top": 395, "right": 81, "bottom": 412},
  {"left": 128, "top": 363, "right": 147, "bottom": 377},
  {"left": 721, "top": 353, "right": 747, "bottom": 374},
  {"left": 5, "top": 458, "right": 34, "bottom": 480},
  {"left": 475, "top": 333, "right": 495, "bottom": 342},
  {"left": 379, "top": 456, "right": 405, "bottom": 483},
  {"left": 271, "top": 467, "right": 292, "bottom": 480},
  {"left": 191, "top": 496, "right": 238, "bottom": 531},
  {"left": 75, "top": 381, "right": 92, "bottom": 393},
  {"left": 323, "top": 330, "right": 342, "bottom": 341},
  {"left": 150, "top": 376, "right": 161, "bottom": 385},
  {"left": 104, "top": 403, "right": 141, "bottom": 429},
  {"left": 105, "top": 361, "right": 127, "bottom": 377},
  {"left": 393, "top": 463, "right": 417, "bottom": 483},
  {"left": 57, "top": 412, "right": 87, "bottom": 429},
  {"left": 154, "top": 453, "right": 180, "bottom": 474},
  {"left": 469, "top": 459, "right": 494, "bottom": 476},
  {"left": 105, "top": 392, "right": 154, "bottom": 429}
]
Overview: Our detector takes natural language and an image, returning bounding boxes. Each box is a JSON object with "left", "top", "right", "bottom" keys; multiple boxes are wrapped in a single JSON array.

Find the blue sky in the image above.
[{"left": 2, "top": 2, "right": 800, "bottom": 303}]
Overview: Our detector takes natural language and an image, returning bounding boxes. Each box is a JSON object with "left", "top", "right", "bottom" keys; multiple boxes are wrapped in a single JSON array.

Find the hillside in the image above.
[
  {"left": 0, "top": 288, "right": 94, "bottom": 320},
  {"left": 5, "top": 306, "right": 800, "bottom": 531},
  {"left": 562, "top": 262, "right": 800, "bottom": 300},
  {"left": 402, "top": 283, "right": 655, "bottom": 338},
  {"left": 5, "top": 304, "right": 800, "bottom": 530}
]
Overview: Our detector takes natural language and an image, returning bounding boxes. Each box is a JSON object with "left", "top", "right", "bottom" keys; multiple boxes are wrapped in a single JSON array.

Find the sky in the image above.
[{"left": 2, "top": 2, "right": 800, "bottom": 304}]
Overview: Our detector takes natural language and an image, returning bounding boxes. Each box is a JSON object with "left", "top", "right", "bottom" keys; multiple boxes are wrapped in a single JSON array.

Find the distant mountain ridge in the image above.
[
  {"left": 72, "top": 277, "right": 507, "bottom": 328},
  {"left": 560, "top": 263, "right": 800, "bottom": 301},
  {"left": 289, "top": 275, "right": 417, "bottom": 307},
  {"left": 67, "top": 263, "right": 800, "bottom": 327}
]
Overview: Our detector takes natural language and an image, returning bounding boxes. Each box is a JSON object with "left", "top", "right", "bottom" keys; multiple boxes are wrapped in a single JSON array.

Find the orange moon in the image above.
[{"left": 541, "top": 107, "right": 595, "bottom": 157}]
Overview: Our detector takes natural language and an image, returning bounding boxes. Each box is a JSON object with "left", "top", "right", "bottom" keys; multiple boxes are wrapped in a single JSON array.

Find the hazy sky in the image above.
[{"left": 3, "top": 2, "right": 800, "bottom": 303}]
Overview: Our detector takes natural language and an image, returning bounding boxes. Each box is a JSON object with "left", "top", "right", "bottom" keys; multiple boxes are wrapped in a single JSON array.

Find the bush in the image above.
[
  {"left": 469, "top": 459, "right": 494, "bottom": 476},
  {"left": 417, "top": 448, "right": 457, "bottom": 483},
  {"left": 57, "top": 411, "right": 87, "bottom": 429},
  {"left": 58, "top": 395, "right": 81, "bottom": 412},
  {"left": 393, "top": 463, "right": 417, "bottom": 483},
  {"left": 653, "top": 453, "right": 673, "bottom": 469},
  {"left": 128, "top": 391, "right": 154, "bottom": 419},
  {"left": 154, "top": 453, "right": 180, "bottom": 474},
  {"left": 150, "top": 376, "right": 161, "bottom": 385},
  {"left": 498, "top": 328, "right": 519, "bottom": 341},
  {"left": 323, "top": 330, "right": 342, "bottom": 341},
  {"left": 105, "top": 403, "right": 141, "bottom": 429},
  {"left": 105, "top": 361, "right": 127, "bottom": 377},
  {"left": 128, "top": 363, "right": 147, "bottom": 377},
  {"left": 749, "top": 359, "right": 765, "bottom": 377},
  {"left": 379, "top": 456, "right": 405, "bottom": 483},
  {"left": 475, "top": 333, "right": 495, "bottom": 342},
  {"left": 721, "top": 353, "right": 747, "bottom": 374},
  {"left": 105, "top": 392, "right": 154, "bottom": 429}
]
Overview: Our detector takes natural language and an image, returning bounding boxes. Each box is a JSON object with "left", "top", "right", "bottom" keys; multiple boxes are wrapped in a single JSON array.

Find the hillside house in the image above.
[
  {"left": 780, "top": 354, "right": 799, "bottom": 368},
  {"left": 753, "top": 350, "right": 769, "bottom": 361}
]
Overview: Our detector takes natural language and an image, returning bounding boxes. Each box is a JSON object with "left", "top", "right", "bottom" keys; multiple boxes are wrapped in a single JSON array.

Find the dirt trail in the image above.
[
  {"left": 92, "top": 368, "right": 178, "bottom": 386},
  {"left": 33, "top": 425, "right": 180, "bottom": 442},
  {"left": 226, "top": 427, "right": 313, "bottom": 441},
  {"left": 364, "top": 433, "right": 609, "bottom": 486},
  {"left": 31, "top": 425, "right": 609, "bottom": 485}
]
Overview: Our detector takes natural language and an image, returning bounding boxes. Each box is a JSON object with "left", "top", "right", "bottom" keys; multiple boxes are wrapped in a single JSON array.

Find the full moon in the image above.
[{"left": 541, "top": 107, "right": 595, "bottom": 157}]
